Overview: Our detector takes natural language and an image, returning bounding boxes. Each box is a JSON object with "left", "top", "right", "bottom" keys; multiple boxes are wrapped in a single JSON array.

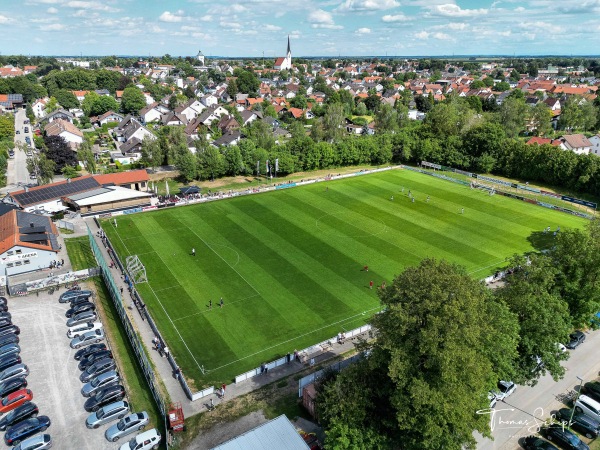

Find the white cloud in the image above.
[
  {"left": 47, "top": 6, "right": 58, "bottom": 13},
  {"left": 264, "top": 24, "right": 282, "bottom": 31},
  {"left": 200, "top": 15, "right": 212, "bottom": 21},
  {"left": 0, "top": 15, "right": 13, "bottom": 24},
  {"left": 432, "top": 32, "right": 450, "bottom": 39},
  {"left": 230, "top": 4, "right": 247, "bottom": 13},
  {"left": 382, "top": 13, "right": 410, "bottom": 22},
  {"left": 415, "top": 30, "right": 429, "bottom": 39},
  {"left": 356, "top": 27, "right": 371, "bottom": 34},
  {"left": 159, "top": 10, "right": 186, "bottom": 23},
  {"left": 308, "top": 9, "right": 343, "bottom": 29},
  {"left": 45, "top": 23, "right": 66, "bottom": 30},
  {"left": 64, "top": 1, "right": 119, "bottom": 12},
  {"left": 447, "top": 22, "right": 467, "bottom": 30},
  {"left": 337, "top": 0, "right": 400, "bottom": 12},
  {"left": 220, "top": 21, "right": 242, "bottom": 29},
  {"left": 515, "top": 6, "right": 525, "bottom": 12},
  {"left": 429, "top": 4, "right": 488, "bottom": 17}
]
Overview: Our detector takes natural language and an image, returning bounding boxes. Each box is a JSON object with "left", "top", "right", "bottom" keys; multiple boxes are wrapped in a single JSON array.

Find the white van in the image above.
[
  {"left": 119, "top": 428, "right": 161, "bottom": 450},
  {"left": 575, "top": 394, "right": 600, "bottom": 422}
]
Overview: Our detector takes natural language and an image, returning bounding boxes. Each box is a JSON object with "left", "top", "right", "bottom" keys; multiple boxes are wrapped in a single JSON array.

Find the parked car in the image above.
[
  {"left": 0, "top": 402, "right": 38, "bottom": 431},
  {"left": 70, "top": 328, "right": 104, "bottom": 349},
  {"left": 0, "top": 378, "right": 27, "bottom": 398},
  {"left": 524, "top": 435, "right": 559, "bottom": 450},
  {"left": 59, "top": 290, "right": 92, "bottom": 303},
  {"left": 0, "top": 334, "right": 19, "bottom": 348},
  {"left": 0, "top": 343, "right": 19, "bottom": 360},
  {"left": 556, "top": 407, "right": 600, "bottom": 439},
  {"left": 84, "top": 385, "right": 126, "bottom": 412},
  {"left": 13, "top": 433, "right": 52, "bottom": 450},
  {"left": 74, "top": 343, "right": 107, "bottom": 361},
  {"left": 0, "top": 311, "right": 11, "bottom": 321},
  {"left": 0, "top": 325, "right": 20, "bottom": 338},
  {"left": 0, "top": 305, "right": 8, "bottom": 314},
  {"left": 492, "top": 380, "right": 516, "bottom": 401},
  {"left": 23, "top": 127, "right": 29, "bottom": 133},
  {"left": 545, "top": 424, "right": 589, "bottom": 450},
  {"left": 70, "top": 294, "right": 94, "bottom": 307},
  {"left": 566, "top": 331, "right": 586, "bottom": 349},
  {"left": 582, "top": 381, "right": 600, "bottom": 403},
  {"left": 66, "top": 310, "right": 97, "bottom": 328},
  {"left": 0, "top": 318, "right": 12, "bottom": 329},
  {"left": 67, "top": 322, "right": 102, "bottom": 340},
  {"left": 0, "top": 364, "right": 28, "bottom": 385},
  {"left": 86, "top": 400, "right": 129, "bottom": 429},
  {"left": 575, "top": 395, "right": 600, "bottom": 422},
  {"left": 0, "top": 354, "right": 22, "bottom": 372},
  {"left": 78, "top": 349, "right": 113, "bottom": 371},
  {"left": 105, "top": 411, "right": 149, "bottom": 442},
  {"left": 80, "top": 358, "right": 116, "bottom": 383},
  {"left": 119, "top": 429, "right": 161, "bottom": 450},
  {"left": 0, "top": 297, "right": 7, "bottom": 307},
  {"left": 82, "top": 371, "right": 120, "bottom": 397},
  {"left": 4, "top": 415, "right": 50, "bottom": 446},
  {"left": 0, "top": 389, "right": 33, "bottom": 415},
  {"left": 65, "top": 302, "right": 96, "bottom": 318}
]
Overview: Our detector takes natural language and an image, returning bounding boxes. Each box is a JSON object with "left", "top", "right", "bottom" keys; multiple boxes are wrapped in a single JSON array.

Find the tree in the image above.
[
  {"left": 140, "top": 137, "right": 163, "bottom": 171},
  {"left": 494, "top": 81, "right": 511, "bottom": 92},
  {"left": 176, "top": 150, "right": 197, "bottom": 182},
  {"left": 226, "top": 78, "right": 238, "bottom": 99},
  {"left": 81, "top": 92, "right": 100, "bottom": 116},
  {"left": 549, "top": 219, "right": 600, "bottom": 328},
  {"left": 529, "top": 102, "right": 553, "bottom": 136},
  {"left": 197, "top": 146, "right": 225, "bottom": 180},
  {"left": 121, "top": 86, "right": 146, "bottom": 114},
  {"left": 61, "top": 165, "right": 80, "bottom": 179},
  {"left": 43, "top": 135, "right": 77, "bottom": 173},
  {"left": 374, "top": 103, "right": 398, "bottom": 134},
  {"left": 496, "top": 254, "right": 571, "bottom": 385},
  {"left": 26, "top": 153, "right": 55, "bottom": 185},
  {"left": 45, "top": 96, "right": 59, "bottom": 113},
  {"left": 236, "top": 70, "right": 260, "bottom": 95},
  {"left": 497, "top": 96, "right": 528, "bottom": 138},
  {"left": 77, "top": 140, "right": 97, "bottom": 174},
  {"left": 322, "top": 103, "right": 346, "bottom": 143},
  {"left": 318, "top": 258, "right": 519, "bottom": 450},
  {"left": 0, "top": 116, "right": 15, "bottom": 140},
  {"left": 54, "top": 89, "right": 79, "bottom": 109}
]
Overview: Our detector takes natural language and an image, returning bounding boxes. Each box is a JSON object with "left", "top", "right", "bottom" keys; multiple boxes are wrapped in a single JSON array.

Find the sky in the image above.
[{"left": 1, "top": 0, "right": 600, "bottom": 57}]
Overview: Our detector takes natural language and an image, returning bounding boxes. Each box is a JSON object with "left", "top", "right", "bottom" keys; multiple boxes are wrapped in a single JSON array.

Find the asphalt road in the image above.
[
  {"left": 476, "top": 328, "right": 600, "bottom": 449},
  {"left": 6, "top": 108, "right": 34, "bottom": 191}
]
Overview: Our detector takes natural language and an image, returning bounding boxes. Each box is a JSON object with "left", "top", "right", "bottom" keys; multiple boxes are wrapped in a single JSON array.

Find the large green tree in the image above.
[
  {"left": 318, "top": 259, "right": 519, "bottom": 450},
  {"left": 121, "top": 86, "right": 146, "bottom": 114},
  {"left": 495, "top": 254, "right": 571, "bottom": 385}
]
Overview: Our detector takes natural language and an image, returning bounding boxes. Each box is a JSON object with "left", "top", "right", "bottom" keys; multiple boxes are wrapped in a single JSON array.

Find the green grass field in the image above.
[{"left": 102, "top": 169, "right": 587, "bottom": 388}]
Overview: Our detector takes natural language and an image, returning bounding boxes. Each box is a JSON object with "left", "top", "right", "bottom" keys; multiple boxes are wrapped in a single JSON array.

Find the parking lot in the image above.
[{"left": 5, "top": 290, "right": 114, "bottom": 450}]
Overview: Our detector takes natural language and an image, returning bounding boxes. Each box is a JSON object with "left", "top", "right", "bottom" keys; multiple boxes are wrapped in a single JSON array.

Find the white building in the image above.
[
  {"left": 196, "top": 50, "right": 205, "bottom": 66},
  {"left": 589, "top": 135, "right": 600, "bottom": 156},
  {"left": 274, "top": 36, "right": 292, "bottom": 71},
  {"left": 44, "top": 119, "right": 84, "bottom": 146}
]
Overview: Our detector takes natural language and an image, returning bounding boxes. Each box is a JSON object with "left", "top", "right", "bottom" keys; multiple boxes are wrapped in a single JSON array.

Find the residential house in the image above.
[
  {"left": 0, "top": 94, "right": 23, "bottom": 111},
  {"left": 239, "top": 110, "right": 260, "bottom": 127},
  {"left": 212, "top": 130, "right": 242, "bottom": 147},
  {"left": 200, "top": 94, "right": 218, "bottom": 108},
  {"left": 139, "top": 103, "right": 164, "bottom": 124},
  {"left": 559, "top": 134, "right": 592, "bottom": 154},
  {"left": 0, "top": 210, "right": 60, "bottom": 276},
  {"left": 44, "top": 119, "right": 84, "bottom": 146},
  {"left": 587, "top": 134, "right": 600, "bottom": 156},
  {"left": 175, "top": 99, "right": 205, "bottom": 122},
  {"left": 114, "top": 115, "right": 156, "bottom": 144},
  {"left": 31, "top": 98, "right": 48, "bottom": 118},
  {"left": 525, "top": 137, "right": 564, "bottom": 148},
  {"left": 92, "top": 111, "right": 124, "bottom": 127},
  {"left": 43, "top": 109, "right": 74, "bottom": 124},
  {"left": 71, "top": 90, "right": 90, "bottom": 102},
  {"left": 160, "top": 111, "right": 188, "bottom": 126}
]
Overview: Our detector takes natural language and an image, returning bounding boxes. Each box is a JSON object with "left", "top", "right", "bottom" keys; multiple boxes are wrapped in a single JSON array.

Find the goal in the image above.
[{"left": 126, "top": 255, "right": 147, "bottom": 284}]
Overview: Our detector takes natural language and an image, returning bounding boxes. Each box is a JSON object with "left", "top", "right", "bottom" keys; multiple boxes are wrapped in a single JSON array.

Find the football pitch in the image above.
[{"left": 102, "top": 169, "right": 586, "bottom": 388}]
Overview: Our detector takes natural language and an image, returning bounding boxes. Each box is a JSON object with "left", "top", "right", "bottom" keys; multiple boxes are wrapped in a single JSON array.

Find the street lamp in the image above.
[{"left": 568, "top": 376, "right": 585, "bottom": 428}]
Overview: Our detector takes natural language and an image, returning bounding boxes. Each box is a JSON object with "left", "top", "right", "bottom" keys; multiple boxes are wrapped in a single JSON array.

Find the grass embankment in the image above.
[{"left": 65, "top": 236, "right": 166, "bottom": 449}]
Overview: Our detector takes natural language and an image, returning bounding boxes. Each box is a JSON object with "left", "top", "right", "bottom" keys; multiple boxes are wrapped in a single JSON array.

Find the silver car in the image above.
[
  {"left": 0, "top": 364, "right": 28, "bottom": 384},
  {"left": 70, "top": 329, "right": 105, "bottom": 349},
  {"left": 105, "top": 412, "right": 149, "bottom": 442},
  {"left": 13, "top": 433, "right": 52, "bottom": 450},
  {"left": 66, "top": 311, "right": 97, "bottom": 328},
  {"left": 86, "top": 401, "right": 129, "bottom": 429},
  {"left": 81, "top": 371, "right": 120, "bottom": 397},
  {"left": 67, "top": 322, "right": 102, "bottom": 340}
]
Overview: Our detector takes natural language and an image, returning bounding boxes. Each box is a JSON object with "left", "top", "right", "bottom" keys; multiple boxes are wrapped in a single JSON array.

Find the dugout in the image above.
[{"left": 64, "top": 186, "right": 153, "bottom": 216}]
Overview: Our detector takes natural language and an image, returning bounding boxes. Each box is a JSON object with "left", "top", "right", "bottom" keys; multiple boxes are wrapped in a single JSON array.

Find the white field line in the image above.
[
  {"left": 468, "top": 258, "right": 509, "bottom": 276},
  {"left": 110, "top": 221, "right": 206, "bottom": 375},
  {"left": 208, "top": 306, "right": 381, "bottom": 373},
  {"left": 119, "top": 227, "right": 189, "bottom": 241}
]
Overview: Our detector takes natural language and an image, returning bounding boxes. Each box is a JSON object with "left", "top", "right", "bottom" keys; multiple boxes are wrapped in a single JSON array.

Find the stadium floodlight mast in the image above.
[{"left": 126, "top": 255, "right": 147, "bottom": 284}]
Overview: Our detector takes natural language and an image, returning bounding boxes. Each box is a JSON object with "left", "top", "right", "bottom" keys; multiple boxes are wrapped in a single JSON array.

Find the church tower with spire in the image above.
[{"left": 274, "top": 36, "right": 292, "bottom": 71}]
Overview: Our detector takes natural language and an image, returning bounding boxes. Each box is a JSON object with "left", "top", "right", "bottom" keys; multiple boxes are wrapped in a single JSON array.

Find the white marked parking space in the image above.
[{"left": 2, "top": 291, "right": 116, "bottom": 450}]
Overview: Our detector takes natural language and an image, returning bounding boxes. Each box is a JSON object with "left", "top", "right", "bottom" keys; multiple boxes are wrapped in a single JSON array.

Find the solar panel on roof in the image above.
[
  {"left": 19, "top": 226, "right": 47, "bottom": 234},
  {"left": 13, "top": 177, "right": 101, "bottom": 207},
  {"left": 19, "top": 233, "right": 49, "bottom": 242}
]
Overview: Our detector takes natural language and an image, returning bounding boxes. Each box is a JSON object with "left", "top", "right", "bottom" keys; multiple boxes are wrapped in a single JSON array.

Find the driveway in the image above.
[
  {"left": 1, "top": 291, "right": 115, "bottom": 450},
  {"left": 476, "top": 328, "right": 600, "bottom": 449},
  {"left": 7, "top": 109, "right": 33, "bottom": 190}
]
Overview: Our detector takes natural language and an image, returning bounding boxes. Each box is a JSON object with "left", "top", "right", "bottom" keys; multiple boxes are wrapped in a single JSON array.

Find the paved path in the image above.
[{"left": 83, "top": 217, "right": 362, "bottom": 420}]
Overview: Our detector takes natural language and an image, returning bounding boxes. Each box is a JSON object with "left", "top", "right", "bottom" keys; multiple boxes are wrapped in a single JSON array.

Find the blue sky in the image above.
[{"left": 1, "top": 0, "right": 599, "bottom": 57}]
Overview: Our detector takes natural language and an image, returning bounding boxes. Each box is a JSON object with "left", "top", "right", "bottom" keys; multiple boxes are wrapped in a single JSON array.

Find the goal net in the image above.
[{"left": 126, "top": 255, "right": 147, "bottom": 284}]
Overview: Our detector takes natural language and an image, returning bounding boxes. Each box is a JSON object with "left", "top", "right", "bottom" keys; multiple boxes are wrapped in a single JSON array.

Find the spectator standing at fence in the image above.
[
  {"left": 164, "top": 347, "right": 169, "bottom": 358},
  {"left": 260, "top": 363, "right": 265, "bottom": 374},
  {"left": 294, "top": 350, "right": 299, "bottom": 362},
  {"left": 221, "top": 384, "right": 226, "bottom": 397},
  {"left": 192, "top": 248, "right": 195, "bottom": 256}
]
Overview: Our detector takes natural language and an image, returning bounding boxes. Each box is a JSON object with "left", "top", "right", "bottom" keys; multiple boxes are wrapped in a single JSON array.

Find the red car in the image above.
[{"left": 0, "top": 389, "right": 33, "bottom": 415}]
